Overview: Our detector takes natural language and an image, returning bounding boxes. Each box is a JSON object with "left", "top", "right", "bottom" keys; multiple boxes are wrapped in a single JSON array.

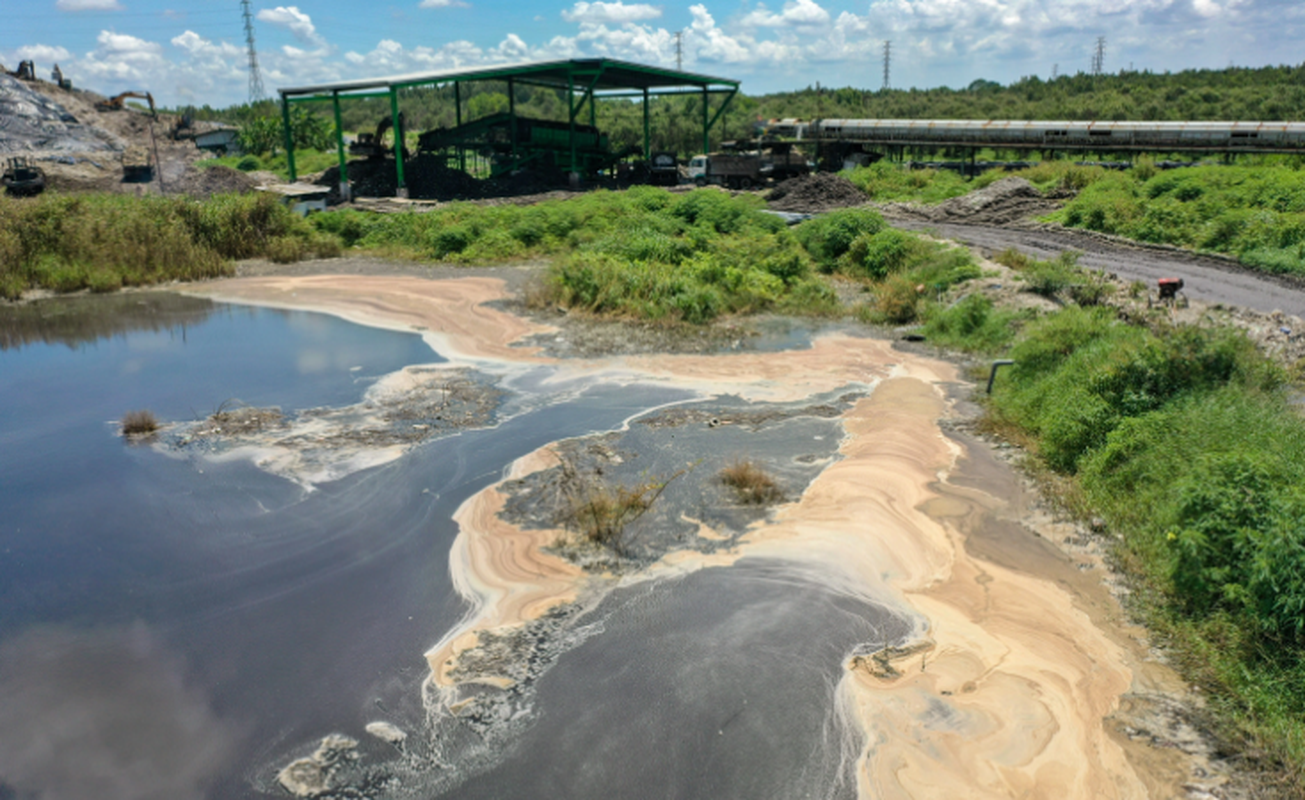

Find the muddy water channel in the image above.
[{"left": 0, "top": 279, "right": 1211, "bottom": 799}]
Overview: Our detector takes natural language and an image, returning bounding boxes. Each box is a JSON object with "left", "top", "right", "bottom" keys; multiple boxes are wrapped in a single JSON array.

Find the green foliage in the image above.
[
  {"left": 1053, "top": 165, "right": 1305, "bottom": 277},
  {"left": 793, "top": 208, "right": 887, "bottom": 270},
  {"left": 237, "top": 106, "right": 334, "bottom": 157},
  {"left": 0, "top": 192, "right": 333, "bottom": 298},
  {"left": 846, "top": 161, "right": 971, "bottom": 203},
  {"left": 988, "top": 303, "right": 1305, "bottom": 772},
  {"left": 920, "top": 294, "right": 1031, "bottom": 352}
]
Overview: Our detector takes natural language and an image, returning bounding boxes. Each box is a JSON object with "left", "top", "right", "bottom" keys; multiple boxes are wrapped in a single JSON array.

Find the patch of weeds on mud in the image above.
[
  {"left": 501, "top": 391, "right": 860, "bottom": 571},
  {"left": 719, "top": 458, "right": 783, "bottom": 505}
]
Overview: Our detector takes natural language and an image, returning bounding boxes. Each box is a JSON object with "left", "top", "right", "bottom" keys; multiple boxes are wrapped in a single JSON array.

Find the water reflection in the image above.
[{"left": 0, "top": 292, "right": 219, "bottom": 352}]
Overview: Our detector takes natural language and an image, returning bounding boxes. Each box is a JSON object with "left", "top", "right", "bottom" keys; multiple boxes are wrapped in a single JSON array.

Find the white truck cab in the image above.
[{"left": 687, "top": 155, "right": 709, "bottom": 185}]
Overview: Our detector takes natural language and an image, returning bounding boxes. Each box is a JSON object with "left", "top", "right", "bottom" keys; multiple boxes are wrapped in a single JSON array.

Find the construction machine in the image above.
[
  {"left": 3, "top": 158, "right": 46, "bottom": 197},
  {"left": 349, "top": 113, "right": 405, "bottom": 160},
  {"left": 95, "top": 91, "right": 156, "bottom": 116},
  {"left": 51, "top": 64, "right": 72, "bottom": 90}
]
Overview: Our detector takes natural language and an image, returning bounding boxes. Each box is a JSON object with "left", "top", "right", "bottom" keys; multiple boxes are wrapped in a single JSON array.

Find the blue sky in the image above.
[{"left": 3, "top": 0, "right": 1301, "bottom": 108}]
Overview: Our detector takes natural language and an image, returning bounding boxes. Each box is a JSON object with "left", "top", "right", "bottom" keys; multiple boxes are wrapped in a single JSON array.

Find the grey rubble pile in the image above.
[{"left": 0, "top": 74, "right": 120, "bottom": 153}]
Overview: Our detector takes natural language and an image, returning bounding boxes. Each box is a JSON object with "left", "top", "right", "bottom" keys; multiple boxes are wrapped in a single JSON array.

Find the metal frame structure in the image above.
[{"left": 277, "top": 58, "right": 740, "bottom": 198}]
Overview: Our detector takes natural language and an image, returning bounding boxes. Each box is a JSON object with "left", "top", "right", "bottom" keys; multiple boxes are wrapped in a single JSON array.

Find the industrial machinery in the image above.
[
  {"left": 50, "top": 64, "right": 72, "bottom": 90},
  {"left": 120, "top": 145, "right": 154, "bottom": 183},
  {"left": 95, "top": 91, "right": 156, "bottom": 116},
  {"left": 643, "top": 152, "right": 680, "bottom": 186},
  {"left": 763, "top": 118, "right": 1305, "bottom": 159},
  {"left": 417, "top": 114, "right": 637, "bottom": 178},
  {"left": 10, "top": 60, "right": 36, "bottom": 81},
  {"left": 350, "top": 113, "right": 405, "bottom": 160},
  {"left": 2, "top": 158, "right": 46, "bottom": 197},
  {"left": 687, "top": 140, "right": 811, "bottom": 189}
]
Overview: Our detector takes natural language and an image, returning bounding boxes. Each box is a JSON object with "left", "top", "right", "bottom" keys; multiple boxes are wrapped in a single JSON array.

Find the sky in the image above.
[{"left": 2, "top": 0, "right": 1302, "bottom": 108}]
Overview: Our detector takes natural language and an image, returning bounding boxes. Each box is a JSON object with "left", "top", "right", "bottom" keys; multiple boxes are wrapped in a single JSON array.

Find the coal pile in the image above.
[
  {"left": 316, "top": 155, "right": 565, "bottom": 202},
  {"left": 0, "top": 75, "right": 120, "bottom": 153},
  {"left": 884, "top": 177, "right": 1056, "bottom": 226},
  {"left": 170, "top": 165, "right": 257, "bottom": 199},
  {"left": 767, "top": 173, "right": 869, "bottom": 212}
]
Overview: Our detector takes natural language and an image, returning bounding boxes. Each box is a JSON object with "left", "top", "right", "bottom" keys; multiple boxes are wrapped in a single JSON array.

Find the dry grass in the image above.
[
  {"left": 121, "top": 409, "right": 160, "bottom": 436},
  {"left": 719, "top": 458, "right": 783, "bottom": 505},
  {"left": 559, "top": 459, "right": 682, "bottom": 554}
]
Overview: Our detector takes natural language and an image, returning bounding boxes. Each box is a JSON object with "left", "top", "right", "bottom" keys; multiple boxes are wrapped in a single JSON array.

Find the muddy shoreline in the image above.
[{"left": 172, "top": 266, "right": 1256, "bottom": 798}]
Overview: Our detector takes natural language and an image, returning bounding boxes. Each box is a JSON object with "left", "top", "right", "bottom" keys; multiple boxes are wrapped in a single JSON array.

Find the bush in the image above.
[
  {"left": 235, "top": 155, "right": 262, "bottom": 172},
  {"left": 121, "top": 409, "right": 160, "bottom": 435},
  {"left": 842, "top": 228, "right": 917, "bottom": 279},
  {"left": 921, "top": 294, "right": 1030, "bottom": 352},
  {"left": 794, "top": 208, "right": 887, "bottom": 270}
]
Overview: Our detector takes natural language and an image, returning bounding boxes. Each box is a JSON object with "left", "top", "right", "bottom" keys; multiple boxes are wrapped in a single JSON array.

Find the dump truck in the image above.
[{"left": 687, "top": 140, "right": 811, "bottom": 189}]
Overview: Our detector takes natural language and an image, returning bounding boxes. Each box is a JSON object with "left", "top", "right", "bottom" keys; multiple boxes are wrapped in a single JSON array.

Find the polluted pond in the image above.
[{"left": 0, "top": 274, "right": 1241, "bottom": 799}]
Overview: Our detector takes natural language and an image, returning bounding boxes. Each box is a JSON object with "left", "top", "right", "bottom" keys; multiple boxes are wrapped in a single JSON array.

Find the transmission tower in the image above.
[
  {"left": 882, "top": 40, "right": 892, "bottom": 91},
  {"left": 674, "top": 30, "right": 684, "bottom": 71},
  {"left": 1091, "top": 36, "right": 1105, "bottom": 76},
  {"left": 241, "top": 0, "right": 265, "bottom": 103},
  {"left": 1052, "top": 63, "right": 1058, "bottom": 80}
]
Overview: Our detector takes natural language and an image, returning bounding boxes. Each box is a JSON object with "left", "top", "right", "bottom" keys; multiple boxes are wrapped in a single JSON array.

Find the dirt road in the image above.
[{"left": 891, "top": 218, "right": 1305, "bottom": 318}]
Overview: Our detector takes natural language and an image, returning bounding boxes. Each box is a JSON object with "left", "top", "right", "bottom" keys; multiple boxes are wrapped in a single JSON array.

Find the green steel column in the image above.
[
  {"left": 508, "top": 78, "right": 518, "bottom": 170},
  {"left": 642, "top": 88, "right": 650, "bottom": 160},
  {"left": 454, "top": 82, "right": 464, "bottom": 172},
  {"left": 701, "top": 88, "right": 709, "bottom": 157},
  {"left": 568, "top": 73, "right": 577, "bottom": 177},
  {"left": 281, "top": 95, "right": 297, "bottom": 182},
  {"left": 332, "top": 91, "right": 348, "bottom": 200},
  {"left": 389, "top": 88, "right": 406, "bottom": 196}
]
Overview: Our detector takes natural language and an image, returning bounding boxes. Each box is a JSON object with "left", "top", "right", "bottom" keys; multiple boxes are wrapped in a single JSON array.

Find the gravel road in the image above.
[{"left": 891, "top": 218, "right": 1305, "bottom": 318}]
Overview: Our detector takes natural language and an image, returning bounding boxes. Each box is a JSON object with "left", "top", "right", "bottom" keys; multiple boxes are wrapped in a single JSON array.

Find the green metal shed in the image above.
[{"left": 276, "top": 57, "right": 741, "bottom": 199}]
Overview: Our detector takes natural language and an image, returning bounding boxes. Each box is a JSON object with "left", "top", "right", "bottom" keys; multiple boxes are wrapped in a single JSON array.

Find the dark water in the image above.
[{"left": 0, "top": 292, "right": 903, "bottom": 800}]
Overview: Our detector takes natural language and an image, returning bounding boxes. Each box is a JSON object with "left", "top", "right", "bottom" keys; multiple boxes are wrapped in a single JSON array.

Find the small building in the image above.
[{"left": 194, "top": 128, "right": 241, "bottom": 156}]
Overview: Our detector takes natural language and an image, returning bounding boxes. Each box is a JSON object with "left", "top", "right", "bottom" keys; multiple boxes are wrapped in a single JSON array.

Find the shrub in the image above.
[
  {"left": 121, "top": 409, "right": 160, "bottom": 435},
  {"left": 235, "top": 155, "right": 262, "bottom": 172},
  {"left": 921, "top": 294, "right": 1029, "bottom": 352},
  {"left": 794, "top": 208, "right": 887, "bottom": 270},
  {"left": 719, "top": 459, "right": 783, "bottom": 504},
  {"left": 843, "top": 228, "right": 918, "bottom": 279}
]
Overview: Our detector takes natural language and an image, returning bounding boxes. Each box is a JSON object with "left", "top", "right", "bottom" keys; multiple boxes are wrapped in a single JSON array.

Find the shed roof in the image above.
[{"left": 278, "top": 58, "right": 739, "bottom": 98}]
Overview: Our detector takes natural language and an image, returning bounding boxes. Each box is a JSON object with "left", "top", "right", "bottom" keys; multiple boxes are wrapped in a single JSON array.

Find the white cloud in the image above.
[
  {"left": 562, "top": 2, "right": 662, "bottom": 24},
  {"left": 56, "top": 0, "right": 122, "bottom": 11},
  {"left": 256, "top": 6, "right": 325, "bottom": 47},
  {"left": 170, "top": 30, "right": 242, "bottom": 59},
  {"left": 419, "top": 0, "right": 470, "bottom": 8},
  {"left": 96, "top": 30, "right": 162, "bottom": 56},
  {"left": 13, "top": 44, "right": 73, "bottom": 63},
  {"left": 740, "top": 0, "right": 830, "bottom": 28}
]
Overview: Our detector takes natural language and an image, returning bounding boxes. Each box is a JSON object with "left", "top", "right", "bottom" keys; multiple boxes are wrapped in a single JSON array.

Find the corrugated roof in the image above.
[{"left": 278, "top": 58, "right": 738, "bottom": 97}]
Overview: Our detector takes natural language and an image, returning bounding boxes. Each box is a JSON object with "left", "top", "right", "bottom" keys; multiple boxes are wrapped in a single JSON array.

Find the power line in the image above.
[
  {"left": 241, "top": 0, "right": 264, "bottom": 103},
  {"left": 1091, "top": 35, "right": 1105, "bottom": 76},
  {"left": 882, "top": 40, "right": 891, "bottom": 91}
]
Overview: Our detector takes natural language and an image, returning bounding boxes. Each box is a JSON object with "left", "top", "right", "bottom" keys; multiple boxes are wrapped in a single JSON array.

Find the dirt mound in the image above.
[
  {"left": 168, "top": 165, "right": 257, "bottom": 198},
  {"left": 767, "top": 172, "right": 869, "bottom": 212},
  {"left": 0, "top": 75, "right": 120, "bottom": 153},
  {"left": 884, "top": 177, "right": 1057, "bottom": 226},
  {"left": 316, "top": 156, "right": 566, "bottom": 202}
]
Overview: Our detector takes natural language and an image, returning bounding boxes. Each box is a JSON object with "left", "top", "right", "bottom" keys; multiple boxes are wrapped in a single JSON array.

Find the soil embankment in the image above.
[{"left": 187, "top": 272, "right": 1237, "bottom": 798}]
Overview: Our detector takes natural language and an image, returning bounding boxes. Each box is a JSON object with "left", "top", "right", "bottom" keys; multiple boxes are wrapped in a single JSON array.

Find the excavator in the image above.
[
  {"left": 95, "top": 91, "right": 156, "bottom": 116},
  {"left": 349, "top": 113, "right": 405, "bottom": 160}
]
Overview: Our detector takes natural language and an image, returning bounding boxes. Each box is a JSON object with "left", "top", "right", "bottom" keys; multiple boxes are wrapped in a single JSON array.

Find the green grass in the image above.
[
  {"left": 1050, "top": 164, "right": 1305, "bottom": 276},
  {"left": 311, "top": 187, "right": 841, "bottom": 324},
  {"left": 199, "top": 148, "right": 341, "bottom": 181},
  {"left": 986, "top": 306, "right": 1305, "bottom": 778},
  {"left": 0, "top": 192, "right": 339, "bottom": 300}
]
